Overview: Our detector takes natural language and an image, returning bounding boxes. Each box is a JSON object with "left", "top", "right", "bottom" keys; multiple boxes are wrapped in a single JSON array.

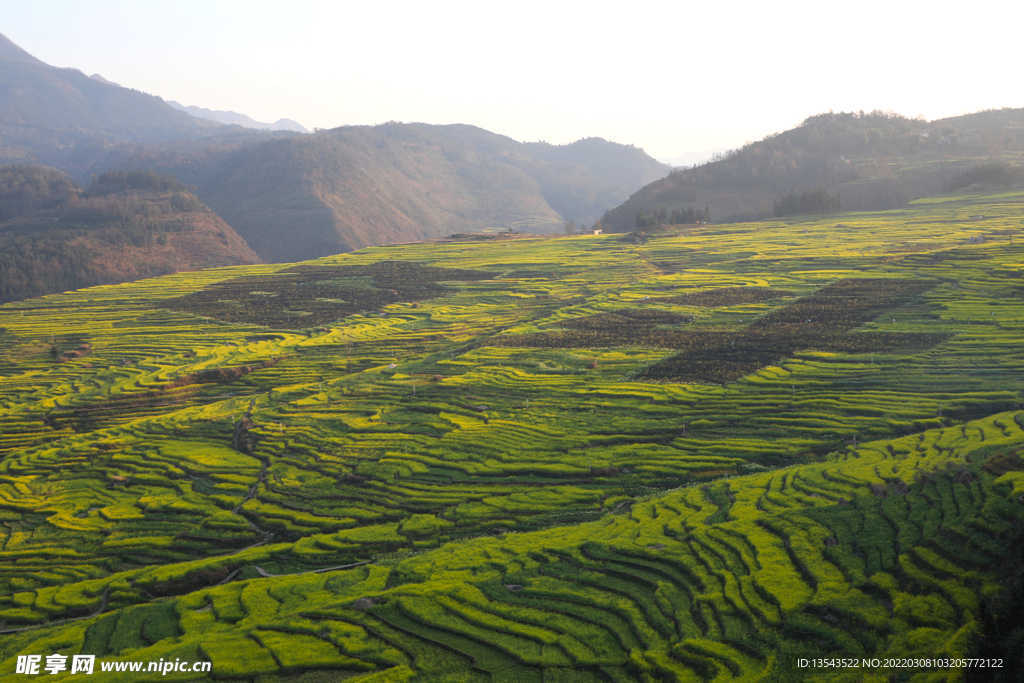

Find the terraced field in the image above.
[{"left": 2, "top": 189, "right": 1024, "bottom": 681}]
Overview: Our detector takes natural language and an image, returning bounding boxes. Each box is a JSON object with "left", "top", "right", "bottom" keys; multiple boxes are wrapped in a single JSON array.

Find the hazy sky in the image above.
[{"left": 5, "top": 1, "right": 1020, "bottom": 161}]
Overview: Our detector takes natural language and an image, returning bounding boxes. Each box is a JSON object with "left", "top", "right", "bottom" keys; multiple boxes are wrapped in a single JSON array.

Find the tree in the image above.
[
  {"left": 563, "top": 219, "right": 576, "bottom": 235},
  {"left": 772, "top": 188, "right": 841, "bottom": 217},
  {"left": 636, "top": 210, "right": 658, "bottom": 229}
]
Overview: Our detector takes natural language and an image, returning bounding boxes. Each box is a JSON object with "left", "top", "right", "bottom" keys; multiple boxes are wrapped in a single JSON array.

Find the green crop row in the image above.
[{"left": 3, "top": 190, "right": 1024, "bottom": 679}]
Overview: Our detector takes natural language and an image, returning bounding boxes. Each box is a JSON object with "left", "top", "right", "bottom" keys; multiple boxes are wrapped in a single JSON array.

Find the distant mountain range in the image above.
[
  {"left": 88, "top": 73, "right": 121, "bottom": 87},
  {"left": 602, "top": 108, "right": 1024, "bottom": 230},
  {"left": 7, "top": 30, "right": 1021, "bottom": 304},
  {"left": 0, "top": 32, "right": 669, "bottom": 270},
  {"left": 164, "top": 100, "right": 308, "bottom": 133},
  {"left": 0, "top": 33, "right": 225, "bottom": 173},
  {"left": 0, "top": 32, "right": 43, "bottom": 65},
  {"left": 103, "top": 123, "right": 670, "bottom": 263},
  {"left": 523, "top": 138, "right": 669, "bottom": 191}
]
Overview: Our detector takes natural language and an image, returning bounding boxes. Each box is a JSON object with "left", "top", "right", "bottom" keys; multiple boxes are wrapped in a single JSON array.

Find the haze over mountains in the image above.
[
  {"left": 164, "top": 100, "right": 308, "bottom": 133},
  {"left": 0, "top": 33, "right": 669, "bottom": 267},
  {"left": 2, "top": 30, "right": 1023, "bottom": 301},
  {"left": 0, "top": 31, "right": 43, "bottom": 65},
  {"left": 0, "top": 33, "right": 226, "bottom": 171},
  {"left": 102, "top": 124, "right": 669, "bottom": 262},
  {"left": 5, "top": 16, "right": 1024, "bottom": 680},
  {"left": 602, "top": 108, "right": 1024, "bottom": 230}
]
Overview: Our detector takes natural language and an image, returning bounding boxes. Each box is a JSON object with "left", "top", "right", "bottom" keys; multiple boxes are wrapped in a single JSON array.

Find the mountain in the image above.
[
  {"left": 0, "top": 34, "right": 672, "bottom": 263},
  {"left": 0, "top": 32, "right": 44, "bottom": 65},
  {"left": 97, "top": 123, "right": 670, "bottom": 263},
  {"left": 89, "top": 73, "right": 121, "bottom": 87},
  {"left": 0, "top": 166, "right": 260, "bottom": 303},
  {"left": 522, "top": 137, "right": 669, "bottom": 191},
  {"left": 192, "top": 123, "right": 566, "bottom": 262},
  {"left": 0, "top": 32, "right": 227, "bottom": 172},
  {"left": 165, "top": 100, "right": 308, "bottom": 133},
  {"left": 601, "top": 108, "right": 1024, "bottom": 230}
]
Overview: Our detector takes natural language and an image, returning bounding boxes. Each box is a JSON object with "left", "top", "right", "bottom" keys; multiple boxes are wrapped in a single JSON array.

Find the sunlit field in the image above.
[{"left": 2, "top": 189, "right": 1024, "bottom": 681}]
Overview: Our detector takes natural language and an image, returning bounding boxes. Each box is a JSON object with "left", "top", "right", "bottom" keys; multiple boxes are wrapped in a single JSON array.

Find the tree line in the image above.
[
  {"left": 943, "top": 163, "right": 1017, "bottom": 192},
  {"left": 86, "top": 169, "right": 190, "bottom": 197},
  {"left": 636, "top": 206, "right": 710, "bottom": 228},
  {"left": 0, "top": 165, "right": 77, "bottom": 221},
  {"left": 772, "top": 188, "right": 841, "bottom": 217},
  {"left": 0, "top": 166, "right": 209, "bottom": 303}
]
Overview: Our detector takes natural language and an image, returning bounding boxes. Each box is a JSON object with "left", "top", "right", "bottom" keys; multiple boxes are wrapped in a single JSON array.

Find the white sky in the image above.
[{"left": 5, "top": 0, "right": 1021, "bottom": 161}]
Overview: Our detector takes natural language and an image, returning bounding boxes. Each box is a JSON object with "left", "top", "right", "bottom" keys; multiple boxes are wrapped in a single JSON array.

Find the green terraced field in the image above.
[{"left": 3, "top": 189, "right": 1024, "bottom": 681}]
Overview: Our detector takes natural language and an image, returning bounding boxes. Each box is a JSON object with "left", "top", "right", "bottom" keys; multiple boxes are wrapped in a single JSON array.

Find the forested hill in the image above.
[
  {"left": 522, "top": 137, "right": 669, "bottom": 193},
  {"left": 0, "top": 166, "right": 260, "bottom": 303},
  {"left": 100, "top": 123, "right": 670, "bottom": 263},
  {"left": 600, "top": 108, "right": 1024, "bottom": 230},
  {"left": 0, "top": 33, "right": 229, "bottom": 172}
]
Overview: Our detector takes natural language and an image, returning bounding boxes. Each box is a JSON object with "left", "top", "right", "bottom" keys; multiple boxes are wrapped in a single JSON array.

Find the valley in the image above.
[{"left": 3, "top": 27, "right": 1024, "bottom": 682}]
